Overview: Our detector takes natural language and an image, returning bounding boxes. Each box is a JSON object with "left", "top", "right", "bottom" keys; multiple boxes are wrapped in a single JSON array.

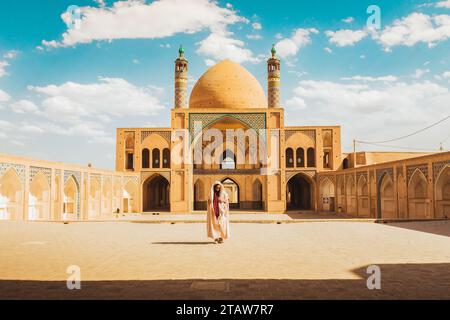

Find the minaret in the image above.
[
  {"left": 174, "top": 45, "right": 188, "bottom": 109},
  {"left": 267, "top": 44, "right": 281, "bottom": 108}
]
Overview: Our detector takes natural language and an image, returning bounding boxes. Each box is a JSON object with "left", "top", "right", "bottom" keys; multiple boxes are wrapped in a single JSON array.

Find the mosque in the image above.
[{"left": 0, "top": 46, "right": 449, "bottom": 221}]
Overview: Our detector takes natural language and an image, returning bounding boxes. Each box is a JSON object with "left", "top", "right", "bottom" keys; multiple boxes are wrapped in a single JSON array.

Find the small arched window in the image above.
[
  {"left": 296, "top": 148, "right": 305, "bottom": 167},
  {"left": 152, "top": 149, "right": 160, "bottom": 168},
  {"left": 163, "top": 148, "right": 170, "bottom": 168},
  {"left": 286, "top": 148, "right": 294, "bottom": 168},
  {"left": 142, "top": 148, "right": 150, "bottom": 169},
  {"left": 307, "top": 148, "right": 315, "bottom": 167}
]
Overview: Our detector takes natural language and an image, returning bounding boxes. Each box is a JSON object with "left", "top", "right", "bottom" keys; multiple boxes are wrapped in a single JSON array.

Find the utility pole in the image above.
[
  {"left": 440, "top": 142, "right": 443, "bottom": 152},
  {"left": 353, "top": 139, "right": 356, "bottom": 168}
]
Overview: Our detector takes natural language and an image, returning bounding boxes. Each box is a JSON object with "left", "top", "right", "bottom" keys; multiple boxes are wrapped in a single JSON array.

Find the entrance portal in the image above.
[
  {"left": 143, "top": 175, "right": 170, "bottom": 211},
  {"left": 286, "top": 173, "right": 312, "bottom": 210}
]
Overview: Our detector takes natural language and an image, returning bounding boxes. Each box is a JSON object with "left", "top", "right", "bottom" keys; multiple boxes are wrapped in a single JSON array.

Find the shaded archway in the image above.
[
  {"left": 102, "top": 178, "right": 112, "bottom": 216},
  {"left": 63, "top": 176, "right": 79, "bottom": 220},
  {"left": 0, "top": 168, "right": 23, "bottom": 220},
  {"left": 143, "top": 174, "right": 170, "bottom": 211},
  {"left": 319, "top": 178, "right": 335, "bottom": 212},
  {"left": 379, "top": 173, "right": 395, "bottom": 219},
  {"left": 28, "top": 172, "right": 51, "bottom": 220},
  {"left": 286, "top": 173, "right": 312, "bottom": 211},
  {"left": 252, "top": 178, "right": 263, "bottom": 210},
  {"left": 435, "top": 166, "right": 450, "bottom": 219},
  {"left": 222, "top": 178, "right": 239, "bottom": 209},
  {"left": 193, "top": 179, "right": 206, "bottom": 210},
  {"left": 408, "top": 170, "right": 429, "bottom": 219}
]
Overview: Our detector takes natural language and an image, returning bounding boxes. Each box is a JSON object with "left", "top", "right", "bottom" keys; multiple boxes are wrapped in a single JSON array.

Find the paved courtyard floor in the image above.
[{"left": 0, "top": 220, "right": 449, "bottom": 299}]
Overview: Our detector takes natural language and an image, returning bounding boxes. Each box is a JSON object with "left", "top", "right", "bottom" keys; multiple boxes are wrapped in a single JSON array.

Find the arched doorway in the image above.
[
  {"left": 123, "top": 180, "right": 138, "bottom": 213},
  {"left": 435, "top": 166, "right": 450, "bottom": 218},
  {"left": 346, "top": 177, "right": 357, "bottom": 215},
  {"left": 29, "top": 172, "right": 51, "bottom": 220},
  {"left": 286, "top": 173, "right": 312, "bottom": 211},
  {"left": 408, "top": 170, "right": 429, "bottom": 219},
  {"left": 0, "top": 168, "right": 23, "bottom": 220},
  {"left": 88, "top": 178, "right": 101, "bottom": 219},
  {"left": 252, "top": 179, "right": 263, "bottom": 210},
  {"left": 63, "top": 176, "right": 79, "bottom": 221},
  {"left": 378, "top": 173, "right": 395, "bottom": 219},
  {"left": 357, "top": 176, "right": 369, "bottom": 217},
  {"left": 143, "top": 174, "right": 170, "bottom": 211},
  {"left": 319, "top": 178, "right": 335, "bottom": 212},
  {"left": 194, "top": 179, "right": 206, "bottom": 210},
  {"left": 222, "top": 178, "right": 239, "bottom": 209}
]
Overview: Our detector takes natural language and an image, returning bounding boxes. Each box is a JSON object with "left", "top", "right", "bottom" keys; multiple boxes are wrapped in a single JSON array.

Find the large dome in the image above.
[{"left": 189, "top": 60, "right": 267, "bottom": 109}]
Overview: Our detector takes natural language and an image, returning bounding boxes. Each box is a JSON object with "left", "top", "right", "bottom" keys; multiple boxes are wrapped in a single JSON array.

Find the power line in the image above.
[
  {"left": 356, "top": 115, "right": 450, "bottom": 144},
  {"left": 357, "top": 141, "right": 440, "bottom": 152}
]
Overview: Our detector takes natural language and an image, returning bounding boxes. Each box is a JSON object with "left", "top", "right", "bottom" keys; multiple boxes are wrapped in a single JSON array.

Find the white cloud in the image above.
[
  {"left": 341, "top": 75, "right": 398, "bottom": 82},
  {"left": 342, "top": 17, "right": 354, "bottom": 24},
  {"left": 285, "top": 79, "right": 450, "bottom": 150},
  {"left": 436, "top": 0, "right": 450, "bottom": 8},
  {"left": 44, "top": 0, "right": 247, "bottom": 47},
  {"left": 411, "top": 68, "right": 430, "bottom": 78},
  {"left": 3, "top": 50, "right": 19, "bottom": 59},
  {"left": 27, "top": 77, "right": 165, "bottom": 123},
  {"left": 10, "top": 100, "right": 40, "bottom": 114},
  {"left": 196, "top": 32, "right": 259, "bottom": 64},
  {"left": 252, "top": 22, "right": 262, "bottom": 30},
  {"left": 442, "top": 71, "right": 450, "bottom": 78},
  {"left": 275, "top": 28, "right": 319, "bottom": 59},
  {"left": 204, "top": 59, "right": 216, "bottom": 66},
  {"left": 324, "top": 47, "right": 332, "bottom": 53},
  {"left": 246, "top": 34, "right": 262, "bottom": 40},
  {"left": 375, "top": 12, "right": 450, "bottom": 50},
  {"left": 325, "top": 29, "right": 367, "bottom": 47},
  {"left": 0, "top": 89, "right": 11, "bottom": 103},
  {"left": 0, "top": 61, "right": 9, "bottom": 77}
]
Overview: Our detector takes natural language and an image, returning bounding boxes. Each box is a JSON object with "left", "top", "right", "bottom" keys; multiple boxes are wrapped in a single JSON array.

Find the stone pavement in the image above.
[{"left": 0, "top": 220, "right": 449, "bottom": 299}]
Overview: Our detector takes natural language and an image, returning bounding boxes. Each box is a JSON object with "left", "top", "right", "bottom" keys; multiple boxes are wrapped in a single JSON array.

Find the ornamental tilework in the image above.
[
  {"left": 141, "top": 131, "right": 171, "bottom": 144},
  {"left": 189, "top": 113, "right": 266, "bottom": 140},
  {"left": 30, "top": 166, "right": 52, "bottom": 186},
  {"left": 285, "top": 130, "right": 316, "bottom": 144},
  {"left": 406, "top": 164, "right": 428, "bottom": 183},
  {"left": 433, "top": 160, "right": 450, "bottom": 181},
  {"left": 376, "top": 167, "right": 394, "bottom": 184},
  {"left": 0, "top": 163, "right": 26, "bottom": 183}
]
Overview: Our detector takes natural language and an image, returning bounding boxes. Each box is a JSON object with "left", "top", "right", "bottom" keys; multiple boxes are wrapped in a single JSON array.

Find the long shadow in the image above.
[
  {"left": 383, "top": 220, "right": 450, "bottom": 238},
  {"left": 152, "top": 241, "right": 213, "bottom": 245},
  {"left": 1, "top": 263, "right": 449, "bottom": 300}
]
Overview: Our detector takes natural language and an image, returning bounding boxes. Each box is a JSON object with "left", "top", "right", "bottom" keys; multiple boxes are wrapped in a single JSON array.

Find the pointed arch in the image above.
[
  {"left": 88, "top": 177, "right": 101, "bottom": 219},
  {"left": 143, "top": 174, "right": 170, "bottom": 211},
  {"left": 63, "top": 175, "right": 79, "bottom": 220},
  {"left": 28, "top": 172, "right": 51, "bottom": 220},
  {"left": 319, "top": 177, "right": 335, "bottom": 212},
  {"left": 123, "top": 180, "right": 138, "bottom": 213},
  {"left": 222, "top": 177, "right": 240, "bottom": 209},
  {"left": 0, "top": 168, "right": 23, "bottom": 220},
  {"left": 285, "top": 148, "right": 294, "bottom": 168},
  {"left": 346, "top": 176, "right": 357, "bottom": 215},
  {"left": 194, "top": 178, "right": 206, "bottom": 210},
  {"left": 252, "top": 178, "right": 263, "bottom": 210},
  {"left": 102, "top": 178, "right": 112, "bottom": 216},
  {"left": 379, "top": 173, "right": 395, "bottom": 219},
  {"left": 336, "top": 176, "right": 346, "bottom": 213},
  {"left": 357, "top": 175, "right": 369, "bottom": 216},
  {"left": 408, "top": 169, "right": 429, "bottom": 219},
  {"left": 286, "top": 173, "right": 314, "bottom": 211},
  {"left": 435, "top": 165, "right": 450, "bottom": 218}
]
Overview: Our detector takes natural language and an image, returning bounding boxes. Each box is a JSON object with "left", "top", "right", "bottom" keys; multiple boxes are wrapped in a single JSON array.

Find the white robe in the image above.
[{"left": 206, "top": 181, "right": 230, "bottom": 240}]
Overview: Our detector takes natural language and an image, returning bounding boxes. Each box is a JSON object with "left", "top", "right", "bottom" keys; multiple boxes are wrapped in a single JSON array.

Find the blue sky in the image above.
[{"left": 0, "top": 0, "right": 449, "bottom": 168}]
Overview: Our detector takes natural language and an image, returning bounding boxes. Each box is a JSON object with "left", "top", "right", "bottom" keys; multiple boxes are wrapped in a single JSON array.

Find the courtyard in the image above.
[{"left": 0, "top": 220, "right": 449, "bottom": 299}]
